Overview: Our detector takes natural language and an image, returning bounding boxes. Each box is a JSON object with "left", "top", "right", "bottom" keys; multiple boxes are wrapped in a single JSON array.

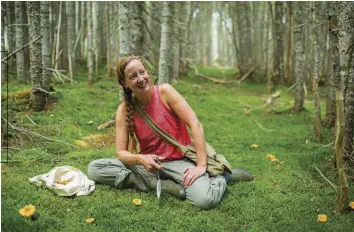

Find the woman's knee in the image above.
[{"left": 192, "top": 194, "right": 220, "bottom": 210}]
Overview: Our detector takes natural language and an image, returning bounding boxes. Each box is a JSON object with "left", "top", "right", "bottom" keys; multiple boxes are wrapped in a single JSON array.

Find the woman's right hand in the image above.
[{"left": 137, "top": 155, "right": 165, "bottom": 172}]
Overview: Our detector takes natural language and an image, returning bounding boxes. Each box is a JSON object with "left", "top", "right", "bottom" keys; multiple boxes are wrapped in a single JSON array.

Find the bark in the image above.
[
  {"left": 324, "top": 2, "right": 341, "bottom": 127},
  {"left": 119, "top": 2, "right": 131, "bottom": 58},
  {"left": 6, "top": 2, "right": 15, "bottom": 53},
  {"left": 66, "top": 1, "right": 75, "bottom": 81},
  {"left": 92, "top": 1, "right": 98, "bottom": 75},
  {"left": 172, "top": 2, "right": 181, "bottom": 81},
  {"left": 338, "top": 2, "right": 354, "bottom": 159},
  {"left": 28, "top": 1, "right": 45, "bottom": 111},
  {"left": 292, "top": 2, "right": 305, "bottom": 112},
  {"left": 158, "top": 1, "right": 174, "bottom": 84},
  {"left": 15, "top": 1, "right": 25, "bottom": 83},
  {"left": 311, "top": 2, "right": 322, "bottom": 141},
  {"left": 41, "top": 1, "right": 51, "bottom": 91},
  {"left": 334, "top": 89, "right": 349, "bottom": 213},
  {"left": 285, "top": 2, "right": 293, "bottom": 84},
  {"left": 54, "top": 2, "right": 62, "bottom": 70},
  {"left": 87, "top": 1, "right": 94, "bottom": 87},
  {"left": 130, "top": 2, "right": 144, "bottom": 56},
  {"left": 104, "top": 2, "right": 111, "bottom": 76},
  {"left": 274, "top": 1, "right": 284, "bottom": 84},
  {"left": 1, "top": 3, "right": 7, "bottom": 82},
  {"left": 80, "top": 1, "right": 85, "bottom": 60}
]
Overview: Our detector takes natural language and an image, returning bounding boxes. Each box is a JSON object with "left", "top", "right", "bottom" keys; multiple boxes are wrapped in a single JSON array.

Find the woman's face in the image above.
[{"left": 123, "top": 59, "right": 151, "bottom": 93}]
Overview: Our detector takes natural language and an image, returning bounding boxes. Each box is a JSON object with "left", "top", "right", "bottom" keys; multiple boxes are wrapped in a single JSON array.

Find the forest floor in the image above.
[{"left": 1, "top": 65, "right": 354, "bottom": 231}]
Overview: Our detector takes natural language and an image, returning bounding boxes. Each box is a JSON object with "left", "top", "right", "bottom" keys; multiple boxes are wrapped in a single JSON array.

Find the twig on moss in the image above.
[
  {"left": 3, "top": 117, "right": 78, "bottom": 148},
  {"left": 25, "top": 114, "right": 37, "bottom": 126},
  {"left": 253, "top": 120, "right": 275, "bottom": 132},
  {"left": 315, "top": 166, "right": 337, "bottom": 191}
]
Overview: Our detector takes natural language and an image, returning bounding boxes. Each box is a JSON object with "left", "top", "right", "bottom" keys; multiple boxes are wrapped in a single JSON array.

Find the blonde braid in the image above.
[{"left": 117, "top": 56, "right": 142, "bottom": 153}]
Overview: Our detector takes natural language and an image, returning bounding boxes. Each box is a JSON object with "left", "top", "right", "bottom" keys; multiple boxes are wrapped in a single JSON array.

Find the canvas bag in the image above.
[
  {"left": 132, "top": 98, "right": 232, "bottom": 176},
  {"left": 29, "top": 166, "right": 95, "bottom": 197}
]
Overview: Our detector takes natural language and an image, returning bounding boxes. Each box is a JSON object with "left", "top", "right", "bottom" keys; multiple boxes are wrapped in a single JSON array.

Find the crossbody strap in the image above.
[{"left": 132, "top": 97, "right": 186, "bottom": 151}]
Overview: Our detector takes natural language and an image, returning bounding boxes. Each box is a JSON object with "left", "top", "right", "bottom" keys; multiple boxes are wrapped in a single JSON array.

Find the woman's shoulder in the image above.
[{"left": 158, "top": 83, "right": 175, "bottom": 95}]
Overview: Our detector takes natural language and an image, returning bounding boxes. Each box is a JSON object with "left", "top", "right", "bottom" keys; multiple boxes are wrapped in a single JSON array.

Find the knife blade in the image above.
[{"left": 155, "top": 157, "right": 162, "bottom": 199}]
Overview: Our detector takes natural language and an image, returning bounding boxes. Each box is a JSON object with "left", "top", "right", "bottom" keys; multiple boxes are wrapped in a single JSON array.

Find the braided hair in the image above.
[{"left": 117, "top": 56, "right": 142, "bottom": 153}]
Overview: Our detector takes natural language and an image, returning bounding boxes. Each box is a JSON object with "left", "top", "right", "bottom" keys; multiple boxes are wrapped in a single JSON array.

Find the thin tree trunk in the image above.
[
  {"left": 338, "top": 2, "right": 354, "bottom": 159},
  {"left": 15, "top": 1, "right": 25, "bottom": 83},
  {"left": 274, "top": 1, "right": 284, "bottom": 84},
  {"left": 1, "top": 3, "right": 7, "bottom": 82},
  {"left": 131, "top": 2, "right": 144, "bottom": 56},
  {"left": 28, "top": 1, "right": 45, "bottom": 111},
  {"left": 80, "top": 1, "right": 85, "bottom": 60},
  {"left": 87, "top": 1, "right": 94, "bottom": 87},
  {"left": 285, "top": 2, "right": 293, "bottom": 85},
  {"left": 324, "top": 2, "right": 341, "bottom": 128},
  {"left": 172, "top": 2, "right": 181, "bottom": 81},
  {"left": 158, "top": 1, "right": 173, "bottom": 84},
  {"left": 92, "top": 1, "right": 98, "bottom": 75},
  {"left": 311, "top": 2, "right": 322, "bottom": 141},
  {"left": 6, "top": 2, "right": 15, "bottom": 54},
  {"left": 41, "top": 1, "right": 51, "bottom": 91},
  {"left": 66, "top": 1, "right": 75, "bottom": 82},
  {"left": 334, "top": 89, "right": 349, "bottom": 213},
  {"left": 104, "top": 2, "right": 111, "bottom": 76},
  {"left": 293, "top": 2, "right": 305, "bottom": 112},
  {"left": 54, "top": 2, "right": 62, "bottom": 70}
]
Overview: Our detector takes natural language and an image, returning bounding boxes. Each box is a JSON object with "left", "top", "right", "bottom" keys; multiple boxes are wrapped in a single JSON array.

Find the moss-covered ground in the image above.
[{"left": 1, "top": 65, "right": 353, "bottom": 231}]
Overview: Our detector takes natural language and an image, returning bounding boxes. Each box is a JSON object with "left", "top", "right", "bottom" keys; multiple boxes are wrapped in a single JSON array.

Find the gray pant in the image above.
[{"left": 87, "top": 158, "right": 226, "bottom": 209}]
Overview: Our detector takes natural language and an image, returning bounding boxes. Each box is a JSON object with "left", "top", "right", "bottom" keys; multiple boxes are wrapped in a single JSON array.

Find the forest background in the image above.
[{"left": 1, "top": 1, "right": 354, "bottom": 231}]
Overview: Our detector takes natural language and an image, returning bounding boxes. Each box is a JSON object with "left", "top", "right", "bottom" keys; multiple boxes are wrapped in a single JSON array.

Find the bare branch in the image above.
[{"left": 1, "top": 35, "right": 42, "bottom": 63}]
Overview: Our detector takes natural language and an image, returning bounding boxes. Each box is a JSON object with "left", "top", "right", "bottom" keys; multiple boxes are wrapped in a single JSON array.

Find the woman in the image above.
[{"left": 88, "top": 56, "right": 253, "bottom": 209}]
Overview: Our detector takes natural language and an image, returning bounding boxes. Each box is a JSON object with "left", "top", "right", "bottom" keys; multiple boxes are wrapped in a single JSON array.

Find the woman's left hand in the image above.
[{"left": 183, "top": 166, "right": 206, "bottom": 187}]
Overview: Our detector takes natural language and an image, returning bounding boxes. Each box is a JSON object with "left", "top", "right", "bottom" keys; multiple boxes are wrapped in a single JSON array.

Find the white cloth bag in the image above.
[{"left": 29, "top": 166, "right": 95, "bottom": 196}]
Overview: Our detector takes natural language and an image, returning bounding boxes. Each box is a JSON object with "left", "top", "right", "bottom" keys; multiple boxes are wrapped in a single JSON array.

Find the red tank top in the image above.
[{"left": 133, "top": 85, "right": 192, "bottom": 160}]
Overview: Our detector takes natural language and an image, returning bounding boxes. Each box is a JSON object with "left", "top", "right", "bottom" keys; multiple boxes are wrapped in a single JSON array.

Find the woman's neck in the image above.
[{"left": 134, "top": 88, "right": 153, "bottom": 107}]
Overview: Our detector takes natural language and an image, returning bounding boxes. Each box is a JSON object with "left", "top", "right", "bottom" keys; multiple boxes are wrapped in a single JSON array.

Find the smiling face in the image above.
[{"left": 123, "top": 59, "right": 151, "bottom": 94}]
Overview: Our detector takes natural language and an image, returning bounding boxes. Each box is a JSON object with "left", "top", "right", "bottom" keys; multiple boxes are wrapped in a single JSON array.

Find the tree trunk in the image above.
[
  {"left": 104, "top": 2, "right": 111, "bottom": 76},
  {"left": 66, "top": 1, "right": 75, "bottom": 82},
  {"left": 1, "top": 3, "right": 7, "bottom": 82},
  {"left": 311, "top": 2, "right": 322, "bottom": 141},
  {"left": 324, "top": 2, "right": 341, "bottom": 128},
  {"left": 285, "top": 2, "right": 293, "bottom": 85},
  {"left": 92, "top": 1, "right": 99, "bottom": 75},
  {"left": 338, "top": 2, "right": 354, "bottom": 160},
  {"left": 80, "top": 1, "right": 85, "bottom": 60},
  {"left": 28, "top": 1, "right": 45, "bottom": 111},
  {"left": 54, "top": 2, "right": 62, "bottom": 70},
  {"left": 87, "top": 1, "right": 94, "bottom": 87},
  {"left": 6, "top": 2, "right": 15, "bottom": 54},
  {"left": 274, "top": 1, "right": 284, "bottom": 84},
  {"left": 15, "top": 1, "right": 25, "bottom": 83},
  {"left": 131, "top": 2, "right": 144, "bottom": 56},
  {"left": 41, "top": 1, "right": 51, "bottom": 91},
  {"left": 292, "top": 2, "right": 305, "bottom": 112},
  {"left": 158, "top": 1, "right": 173, "bottom": 84},
  {"left": 172, "top": 2, "right": 181, "bottom": 81}
]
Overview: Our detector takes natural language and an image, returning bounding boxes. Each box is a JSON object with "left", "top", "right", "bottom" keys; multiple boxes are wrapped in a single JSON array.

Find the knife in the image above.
[{"left": 155, "top": 157, "right": 162, "bottom": 199}]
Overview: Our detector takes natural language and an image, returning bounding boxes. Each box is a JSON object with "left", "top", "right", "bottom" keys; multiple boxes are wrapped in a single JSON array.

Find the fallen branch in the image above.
[
  {"left": 316, "top": 142, "right": 333, "bottom": 151},
  {"left": 315, "top": 166, "right": 338, "bottom": 191},
  {"left": 3, "top": 117, "right": 78, "bottom": 148},
  {"left": 25, "top": 114, "right": 37, "bottom": 126},
  {"left": 286, "top": 83, "right": 296, "bottom": 92},
  {"left": 97, "top": 119, "right": 115, "bottom": 130},
  {"left": 1, "top": 35, "right": 42, "bottom": 63},
  {"left": 253, "top": 120, "right": 275, "bottom": 132},
  {"left": 236, "top": 67, "right": 255, "bottom": 84},
  {"left": 244, "top": 92, "right": 281, "bottom": 115},
  {"left": 197, "top": 67, "right": 255, "bottom": 85}
]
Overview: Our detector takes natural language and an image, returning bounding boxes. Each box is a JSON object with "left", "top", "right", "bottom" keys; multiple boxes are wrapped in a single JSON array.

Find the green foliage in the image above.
[{"left": 2, "top": 67, "right": 353, "bottom": 231}]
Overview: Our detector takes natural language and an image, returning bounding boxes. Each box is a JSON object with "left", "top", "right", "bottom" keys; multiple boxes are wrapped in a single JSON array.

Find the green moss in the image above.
[{"left": 2, "top": 66, "right": 353, "bottom": 232}]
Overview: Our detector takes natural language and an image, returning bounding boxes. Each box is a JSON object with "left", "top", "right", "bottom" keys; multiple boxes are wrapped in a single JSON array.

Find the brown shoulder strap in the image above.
[{"left": 132, "top": 97, "right": 186, "bottom": 151}]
